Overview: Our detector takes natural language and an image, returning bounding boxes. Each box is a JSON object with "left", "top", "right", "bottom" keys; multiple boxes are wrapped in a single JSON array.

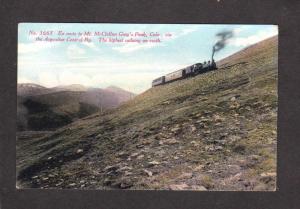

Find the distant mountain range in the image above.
[{"left": 17, "top": 83, "right": 135, "bottom": 131}]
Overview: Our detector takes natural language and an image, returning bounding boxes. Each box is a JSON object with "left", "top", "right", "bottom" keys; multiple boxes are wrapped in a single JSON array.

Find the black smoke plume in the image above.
[{"left": 211, "top": 30, "right": 234, "bottom": 61}]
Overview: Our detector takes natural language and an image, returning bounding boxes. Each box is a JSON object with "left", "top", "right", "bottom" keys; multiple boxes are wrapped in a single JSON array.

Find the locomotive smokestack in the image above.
[{"left": 211, "top": 30, "right": 234, "bottom": 62}]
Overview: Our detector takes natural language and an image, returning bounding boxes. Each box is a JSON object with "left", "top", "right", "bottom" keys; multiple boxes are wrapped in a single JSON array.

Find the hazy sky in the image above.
[{"left": 18, "top": 23, "right": 278, "bottom": 93}]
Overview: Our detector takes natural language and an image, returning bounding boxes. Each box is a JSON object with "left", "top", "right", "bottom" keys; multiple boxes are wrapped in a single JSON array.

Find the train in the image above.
[{"left": 152, "top": 59, "right": 217, "bottom": 87}]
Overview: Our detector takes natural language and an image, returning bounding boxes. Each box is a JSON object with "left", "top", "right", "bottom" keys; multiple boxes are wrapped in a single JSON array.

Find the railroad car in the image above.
[
  {"left": 151, "top": 60, "right": 217, "bottom": 87},
  {"left": 152, "top": 76, "right": 165, "bottom": 86},
  {"left": 165, "top": 69, "right": 185, "bottom": 83}
]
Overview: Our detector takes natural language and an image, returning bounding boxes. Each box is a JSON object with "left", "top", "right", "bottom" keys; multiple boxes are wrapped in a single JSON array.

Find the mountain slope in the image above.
[
  {"left": 18, "top": 91, "right": 100, "bottom": 131},
  {"left": 105, "top": 86, "right": 135, "bottom": 103},
  {"left": 51, "top": 84, "right": 88, "bottom": 92},
  {"left": 17, "top": 36, "right": 278, "bottom": 190},
  {"left": 17, "top": 83, "right": 53, "bottom": 96},
  {"left": 17, "top": 85, "right": 135, "bottom": 131}
]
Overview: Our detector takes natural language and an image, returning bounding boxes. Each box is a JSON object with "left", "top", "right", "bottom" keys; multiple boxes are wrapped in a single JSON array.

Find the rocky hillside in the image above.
[{"left": 17, "top": 36, "right": 278, "bottom": 190}]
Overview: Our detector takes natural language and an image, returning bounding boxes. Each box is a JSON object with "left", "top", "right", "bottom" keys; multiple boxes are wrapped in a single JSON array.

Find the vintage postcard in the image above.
[{"left": 17, "top": 23, "right": 278, "bottom": 190}]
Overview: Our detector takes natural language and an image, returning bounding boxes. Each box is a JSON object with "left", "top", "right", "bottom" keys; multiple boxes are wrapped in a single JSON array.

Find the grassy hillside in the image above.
[{"left": 17, "top": 36, "right": 278, "bottom": 190}]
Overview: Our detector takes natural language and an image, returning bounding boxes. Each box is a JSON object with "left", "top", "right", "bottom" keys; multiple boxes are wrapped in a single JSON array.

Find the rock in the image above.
[
  {"left": 137, "top": 154, "right": 144, "bottom": 160},
  {"left": 171, "top": 127, "right": 181, "bottom": 133},
  {"left": 179, "top": 173, "right": 193, "bottom": 179},
  {"left": 142, "top": 140, "right": 151, "bottom": 145},
  {"left": 169, "top": 183, "right": 189, "bottom": 190},
  {"left": 55, "top": 182, "right": 63, "bottom": 187},
  {"left": 136, "top": 144, "right": 144, "bottom": 148},
  {"left": 104, "top": 165, "right": 118, "bottom": 172},
  {"left": 124, "top": 171, "right": 133, "bottom": 176},
  {"left": 117, "top": 166, "right": 133, "bottom": 172},
  {"left": 148, "top": 161, "right": 160, "bottom": 167},
  {"left": 164, "top": 138, "right": 179, "bottom": 145},
  {"left": 205, "top": 145, "right": 212, "bottom": 151},
  {"left": 203, "top": 130, "right": 211, "bottom": 134},
  {"left": 190, "top": 125, "right": 197, "bottom": 132},
  {"left": 117, "top": 151, "right": 129, "bottom": 158},
  {"left": 103, "top": 178, "right": 113, "bottom": 186},
  {"left": 162, "top": 100, "right": 170, "bottom": 105},
  {"left": 76, "top": 149, "right": 83, "bottom": 154},
  {"left": 203, "top": 110, "right": 211, "bottom": 115},
  {"left": 214, "top": 114, "right": 225, "bottom": 122},
  {"left": 143, "top": 169, "right": 153, "bottom": 177},
  {"left": 190, "top": 141, "right": 199, "bottom": 146},
  {"left": 260, "top": 172, "right": 276, "bottom": 177},
  {"left": 200, "top": 118, "right": 210, "bottom": 122},
  {"left": 194, "top": 165, "right": 204, "bottom": 171},
  {"left": 90, "top": 181, "right": 97, "bottom": 185},
  {"left": 130, "top": 152, "right": 139, "bottom": 157},
  {"left": 233, "top": 144, "right": 246, "bottom": 153},
  {"left": 195, "top": 113, "right": 202, "bottom": 117},
  {"left": 120, "top": 183, "right": 132, "bottom": 189},
  {"left": 205, "top": 145, "right": 223, "bottom": 152},
  {"left": 219, "top": 132, "right": 228, "bottom": 138},
  {"left": 215, "top": 146, "right": 223, "bottom": 151},
  {"left": 214, "top": 139, "right": 226, "bottom": 145},
  {"left": 114, "top": 179, "right": 133, "bottom": 189},
  {"left": 230, "top": 102, "right": 241, "bottom": 109},
  {"left": 250, "top": 155, "right": 260, "bottom": 161},
  {"left": 230, "top": 96, "right": 236, "bottom": 101},
  {"left": 42, "top": 177, "right": 49, "bottom": 181},
  {"left": 245, "top": 106, "right": 251, "bottom": 111},
  {"left": 243, "top": 181, "right": 251, "bottom": 187},
  {"left": 191, "top": 185, "right": 207, "bottom": 191},
  {"left": 173, "top": 156, "right": 179, "bottom": 160},
  {"left": 48, "top": 174, "right": 55, "bottom": 178},
  {"left": 253, "top": 183, "right": 268, "bottom": 191},
  {"left": 47, "top": 156, "right": 53, "bottom": 160},
  {"left": 79, "top": 180, "right": 85, "bottom": 184},
  {"left": 260, "top": 173, "right": 276, "bottom": 184},
  {"left": 229, "top": 135, "right": 241, "bottom": 143},
  {"left": 32, "top": 176, "right": 39, "bottom": 179},
  {"left": 69, "top": 183, "right": 76, "bottom": 187}
]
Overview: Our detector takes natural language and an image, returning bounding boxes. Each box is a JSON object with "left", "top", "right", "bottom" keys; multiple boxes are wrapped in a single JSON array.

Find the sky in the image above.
[{"left": 18, "top": 23, "right": 278, "bottom": 93}]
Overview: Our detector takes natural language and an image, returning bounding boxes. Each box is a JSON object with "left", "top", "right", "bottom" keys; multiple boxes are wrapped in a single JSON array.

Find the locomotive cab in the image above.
[
  {"left": 192, "top": 63, "right": 203, "bottom": 75},
  {"left": 210, "top": 59, "right": 217, "bottom": 70}
]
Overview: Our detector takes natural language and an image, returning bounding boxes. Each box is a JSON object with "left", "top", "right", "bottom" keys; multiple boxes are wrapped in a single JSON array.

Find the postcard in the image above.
[{"left": 17, "top": 23, "right": 278, "bottom": 190}]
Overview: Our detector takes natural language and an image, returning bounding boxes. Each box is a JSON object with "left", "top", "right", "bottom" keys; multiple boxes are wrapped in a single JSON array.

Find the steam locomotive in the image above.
[{"left": 152, "top": 60, "right": 217, "bottom": 87}]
